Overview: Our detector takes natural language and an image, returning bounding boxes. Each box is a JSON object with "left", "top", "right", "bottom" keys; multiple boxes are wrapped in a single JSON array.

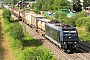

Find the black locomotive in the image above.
[{"left": 45, "top": 22, "right": 78, "bottom": 51}]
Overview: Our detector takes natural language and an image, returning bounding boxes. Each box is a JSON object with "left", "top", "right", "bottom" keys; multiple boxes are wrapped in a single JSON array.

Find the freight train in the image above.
[{"left": 3, "top": 5, "right": 78, "bottom": 51}]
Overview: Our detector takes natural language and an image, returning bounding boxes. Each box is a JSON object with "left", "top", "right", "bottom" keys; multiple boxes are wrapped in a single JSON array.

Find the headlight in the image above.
[
  {"left": 74, "top": 42, "right": 77, "bottom": 44},
  {"left": 64, "top": 42, "right": 66, "bottom": 44}
]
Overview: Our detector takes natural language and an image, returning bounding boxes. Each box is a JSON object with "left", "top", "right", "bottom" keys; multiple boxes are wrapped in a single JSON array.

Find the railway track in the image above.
[
  {"left": 19, "top": 21, "right": 73, "bottom": 60},
  {"left": 3, "top": 5, "right": 90, "bottom": 60},
  {"left": 75, "top": 41, "right": 90, "bottom": 60},
  {"left": 67, "top": 41, "right": 90, "bottom": 60},
  {"left": 19, "top": 21, "right": 89, "bottom": 60},
  {"left": 68, "top": 53, "right": 84, "bottom": 60},
  {"left": 78, "top": 41, "right": 90, "bottom": 53},
  {"left": 2, "top": 5, "right": 90, "bottom": 60}
]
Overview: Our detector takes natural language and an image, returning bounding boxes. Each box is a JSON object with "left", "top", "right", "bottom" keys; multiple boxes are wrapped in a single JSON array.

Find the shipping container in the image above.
[
  {"left": 25, "top": 12, "right": 36, "bottom": 25},
  {"left": 31, "top": 14, "right": 46, "bottom": 30},
  {"left": 38, "top": 19, "right": 50, "bottom": 35},
  {"left": 11, "top": 8, "right": 22, "bottom": 20}
]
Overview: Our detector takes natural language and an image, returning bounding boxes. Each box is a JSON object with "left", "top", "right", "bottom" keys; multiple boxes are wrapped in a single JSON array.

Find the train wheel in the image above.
[
  {"left": 64, "top": 50, "right": 67, "bottom": 52},
  {"left": 42, "top": 34, "right": 45, "bottom": 37}
]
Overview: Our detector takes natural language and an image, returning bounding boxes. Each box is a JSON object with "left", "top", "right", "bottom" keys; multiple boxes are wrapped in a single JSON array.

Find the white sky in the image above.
[{"left": 68, "top": 0, "right": 83, "bottom": 2}]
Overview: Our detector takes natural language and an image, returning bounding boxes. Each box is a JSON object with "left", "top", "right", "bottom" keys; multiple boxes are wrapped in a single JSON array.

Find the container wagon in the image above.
[
  {"left": 38, "top": 19, "right": 51, "bottom": 36},
  {"left": 11, "top": 7, "right": 22, "bottom": 20},
  {"left": 25, "top": 12, "right": 36, "bottom": 26},
  {"left": 31, "top": 14, "right": 46, "bottom": 31}
]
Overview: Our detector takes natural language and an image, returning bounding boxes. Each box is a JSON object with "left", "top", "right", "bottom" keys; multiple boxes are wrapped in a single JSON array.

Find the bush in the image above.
[
  {"left": 22, "top": 48, "right": 56, "bottom": 60},
  {"left": 54, "top": 12, "right": 67, "bottom": 22},
  {"left": 85, "top": 23, "right": 90, "bottom": 32},
  {"left": 2, "top": 9, "right": 11, "bottom": 21},
  {"left": 75, "top": 11, "right": 88, "bottom": 18},
  {"left": 65, "top": 18, "right": 76, "bottom": 27},
  {"left": 2, "top": 9, "right": 56, "bottom": 60},
  {"left": 75, "top": 17, "right": 90, "bottom": 27},
  {"left": 75, "top": 17, "right": 85, "bottom": 27},
  {"left": 9, "top": 23, "right": 24, "bottom": 40},
  {"left": 11, "top": 39, "right": 23, "bottom": 50},
  {"left": 34, "top": 10, "right": 40, "bottom": 14}
]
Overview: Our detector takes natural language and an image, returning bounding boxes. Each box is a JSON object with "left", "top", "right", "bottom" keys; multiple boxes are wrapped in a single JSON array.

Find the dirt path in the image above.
[{"left": 0, "top": 10, "right": 14, "bottom": 60}]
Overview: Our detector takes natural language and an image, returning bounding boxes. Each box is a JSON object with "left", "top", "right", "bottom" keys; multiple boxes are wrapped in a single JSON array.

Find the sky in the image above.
[{"left": 68, "top": 0, "right": 83, "bottom": 2}]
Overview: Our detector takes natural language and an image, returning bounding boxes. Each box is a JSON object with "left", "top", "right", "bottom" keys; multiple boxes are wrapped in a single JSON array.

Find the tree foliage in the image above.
[
  {"left": 2, "top": 9, "right": 11, "bottom": 22},
  {"left": 54, "top": 12, "right": 67, "bottom": 22},
  {"left": 24, "top": 0, "right": 35, "bottom": 1},
  {"left": 65, "top": 16, "right": 77, "bottom": 27},
  {"left": 86, "top": 23, "right": 90, "bottom": 32},
  {"left": 22, "top": 48, "right": 56, "bottom": 60},
  {"left": 83, "top": 0, "right": 90, "bottom": 8},
  {"left": 73, "top": 0, "right": 82, "bottom": 12},
  {"left": 75, "top": 11, "right": 87, "bottom": 18},
  {"left": 32, "top": 0, "right": 71, "bottom": 11},
  {"left": 9, "top": 23, "right": 24, "bottom": 40}
]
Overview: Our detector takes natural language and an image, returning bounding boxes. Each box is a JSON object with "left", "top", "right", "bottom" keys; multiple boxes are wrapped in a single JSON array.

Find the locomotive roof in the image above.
[
  {"left": 46, "top": 23, "right": 76, "bottom": 31},
  {"left": 46, "top": 23, "right": 61, "bottom": 31}
]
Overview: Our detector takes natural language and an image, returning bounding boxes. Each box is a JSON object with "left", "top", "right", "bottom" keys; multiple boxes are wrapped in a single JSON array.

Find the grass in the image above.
[
  {"left": 1, "top": 9, "right": 56, "bottom": 60},
  {"left": 77, "top": 26, "right": 90, "bottom": 43}
]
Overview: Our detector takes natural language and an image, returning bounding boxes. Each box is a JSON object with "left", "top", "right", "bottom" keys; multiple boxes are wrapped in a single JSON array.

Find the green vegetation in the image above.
[
  {"left": 75, "top": 13, "right": 90, "bottom": 42},
  {"left": 31, "top": 0, "right": 90, "bottom": 43},
  {"left": 2, "top": 9, "right": 56, "bottom": 60},
  {"left": 32, "top": 0, "right": 71, "bottom": 11},
  {"left": 73, "top": 0, "right": 82, "bottom": 12},
  {"left": 83, "top": 0, "right": 90, "bottom": 9},
  {"left": 54, "top": 12, "right": 67, "bottom": 22},
  {"left": 52, "top": 9, "right": 90, "bottom": 43},
  {"left": 2, "top": 9, "right": 11, "bottom": 22}
]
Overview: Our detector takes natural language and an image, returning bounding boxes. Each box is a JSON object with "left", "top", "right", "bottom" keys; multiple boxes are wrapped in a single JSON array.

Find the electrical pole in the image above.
[
  {"left": 22, "top": 0, "right": 26, "bottom": 35},
  {"left": 71, "top": 0, "right": 73, "bottom": 12}
]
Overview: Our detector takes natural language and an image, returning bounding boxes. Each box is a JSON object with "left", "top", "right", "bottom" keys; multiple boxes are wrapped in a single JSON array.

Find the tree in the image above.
[
  {"left": 73, "top": 0, "right": 82, "bottom": 12},
  {"left": 65, "top": 16, "right": 77, "bottom": 27},
  {"left": 9, "top": 23, "right": 24, "bottom": 40},
  {"left": 24, "top": 0, "right": 35, "bottom": 1},
  {"left": 54, "top": 12, "right": 67, "bottom": 22},
  {"left": 83, "top": 0, "right": 90, "bottom": 8},
  {"left": 32, "top": 0, "right": 71, "bottom": 11},
  {"left": 42, "top": 0, "right": 54, "bottom": 11},
  {"left": 86, "top": 23, "right": 90, "bottom": 32}
]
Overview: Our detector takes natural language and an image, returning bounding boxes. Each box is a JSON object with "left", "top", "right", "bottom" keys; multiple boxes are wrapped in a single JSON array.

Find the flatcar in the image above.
[{"left": 45, "top": 22, "right": 78, "bottom": 51}]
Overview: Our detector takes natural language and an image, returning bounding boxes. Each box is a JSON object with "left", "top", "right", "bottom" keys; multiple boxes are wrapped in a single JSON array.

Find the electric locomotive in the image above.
[{"left": 45, "top": 22, "right": 78, "bottom": 51}]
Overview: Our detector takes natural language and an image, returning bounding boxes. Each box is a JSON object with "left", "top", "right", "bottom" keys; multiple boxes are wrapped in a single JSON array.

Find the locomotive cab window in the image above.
[
  {"left": 63, "top": 31, "right": 76, "bottom": 36},
  {"left": 63, "top": 29, "right": 78, "bottom": 41}
]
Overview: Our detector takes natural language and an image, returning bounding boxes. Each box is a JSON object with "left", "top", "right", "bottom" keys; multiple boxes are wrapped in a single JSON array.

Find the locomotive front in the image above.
[{"left": 61, "top": 28, "right": 78, "bottom": 51}]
